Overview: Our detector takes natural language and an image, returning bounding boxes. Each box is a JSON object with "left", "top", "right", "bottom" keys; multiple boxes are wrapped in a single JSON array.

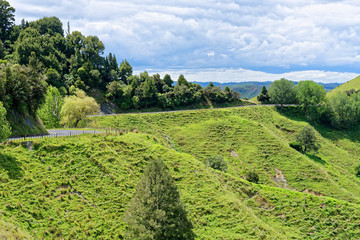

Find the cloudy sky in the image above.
[{"left": 8, "top": 0, "right": 360, "bottom": 83}]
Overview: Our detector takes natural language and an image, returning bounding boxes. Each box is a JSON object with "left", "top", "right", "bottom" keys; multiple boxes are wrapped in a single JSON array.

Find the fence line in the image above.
[{"left": 6, "top": 128, "right": 130, "bottom": 143}]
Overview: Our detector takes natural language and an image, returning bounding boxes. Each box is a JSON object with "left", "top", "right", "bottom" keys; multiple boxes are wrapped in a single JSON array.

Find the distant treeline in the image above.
[{"left": 258, "top": 78, "right": 360, "bottom": 129}]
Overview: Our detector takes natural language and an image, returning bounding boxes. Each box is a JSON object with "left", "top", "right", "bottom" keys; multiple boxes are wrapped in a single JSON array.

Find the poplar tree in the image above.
[{"left": 124, "top": 159, "right": 194, "bottom": 240}]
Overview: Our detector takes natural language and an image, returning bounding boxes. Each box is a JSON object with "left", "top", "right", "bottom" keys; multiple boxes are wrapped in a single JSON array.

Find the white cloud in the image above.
[
  {"left": 7, "top": 0, "right": 360, "bottom": 79},
  {"left": 134, "top": 68, "right": 358, "bottom": 84}
]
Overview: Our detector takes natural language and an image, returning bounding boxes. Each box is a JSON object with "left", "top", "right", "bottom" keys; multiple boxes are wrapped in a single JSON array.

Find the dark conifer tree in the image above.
[
  {"left": 124, "top": 159, "right": 194, "bottom": 240},
  {"left": 257, "top": 86, "right": 270, "bottom": 103}
]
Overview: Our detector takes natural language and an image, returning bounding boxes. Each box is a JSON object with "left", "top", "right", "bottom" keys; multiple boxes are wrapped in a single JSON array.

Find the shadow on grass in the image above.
[
  {"left": 274, "top": 106, "right": 308, "bottom": 122},
  {"left": 275, "top": 106, "right": 360, "bottom": 143},
  {"left": 0, "top": 153, "right": 24, "bottom": 179},
  {"left": 305, "top": 153, "right": 327, "bottom": 165}
]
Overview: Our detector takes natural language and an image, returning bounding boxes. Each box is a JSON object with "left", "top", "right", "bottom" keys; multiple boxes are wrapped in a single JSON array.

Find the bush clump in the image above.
[
  {"left": 246, "top": 172, "right": 259, "bottom": 184},
  {"left": 355, "top": 164, "right": 360, "bottom": 177},
  {"left": 207, "top": 156, "right": 227, "bottom": 172},
  {"left": 294, "top": 126, "right": 320, "bottom": 153},
  {"left": 289, "top": 141, "right": 302, "bottom": 152}
]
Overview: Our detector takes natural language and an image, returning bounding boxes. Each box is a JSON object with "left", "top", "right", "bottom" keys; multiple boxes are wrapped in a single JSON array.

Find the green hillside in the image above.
[
  {"left": 327, "top": 75, "right": 360, "bottom": 97},
  {"left": 0, "top": 219, "right": 31, "bottom": 239},
  {"left": 1, "top": 106, "right": 360, "bottom": 239}
]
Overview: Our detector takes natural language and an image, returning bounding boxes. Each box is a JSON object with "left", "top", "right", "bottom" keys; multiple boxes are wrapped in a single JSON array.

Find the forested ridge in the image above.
[{"left": 0, "top": 0, "right": 243, "bottom": 134}]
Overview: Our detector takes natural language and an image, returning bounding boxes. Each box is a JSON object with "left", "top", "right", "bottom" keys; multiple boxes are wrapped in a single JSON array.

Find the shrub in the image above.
[
  {"left": 294, "top": 126, "right": 320, "bottom": 153},
  {"left": 289, "top": 141, "right": 302, "bottom": 152},
  {"left": 355, "top": 164, "right": 360, "bottom": 177},
  {"left": 207, "top": 156, "right": 227, "bottom": 172},
  {"left": 246, "top": 172, "right": 259, "bottom": 184}
]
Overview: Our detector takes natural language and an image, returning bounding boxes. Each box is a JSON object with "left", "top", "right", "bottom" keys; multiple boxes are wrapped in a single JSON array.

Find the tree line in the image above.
[
  {"left": 257, "top": 78, "right": 360, "bottom": 129},
  {"left": 0, "top": 0, "right": 241, "bottom": 130}
]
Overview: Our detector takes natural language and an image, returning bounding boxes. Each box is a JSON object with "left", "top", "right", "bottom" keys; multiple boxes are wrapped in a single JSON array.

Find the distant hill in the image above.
[
  {"left": 327, "top": 75, "right": 360, "bottom": 97},
  {"left": 192, "top": 81, "right": 341, "bottom": 99}
]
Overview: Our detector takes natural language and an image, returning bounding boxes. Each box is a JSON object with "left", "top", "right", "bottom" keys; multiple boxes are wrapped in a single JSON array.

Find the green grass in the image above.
[
  {"left": 2, "top": 106, "right": 360, "bottom": 238},
  {"left": 89, "top": 106, "right": 360, "bottom": 203},
  {"left": 0, "top": 219, "right": 31, "bottom": 239},
  {"left": 327, "top": 75, "right": 360, "bottom": 97}
]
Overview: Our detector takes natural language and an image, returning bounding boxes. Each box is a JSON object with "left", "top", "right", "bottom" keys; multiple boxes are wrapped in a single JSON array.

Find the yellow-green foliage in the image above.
[
  {"left": 61, "top": 89, "right": 100, "bottom": 127},
  {"left": 327, "top": 75, "right": 360, "bottom": 97},
  {"left": 1, "top": 106, "right": 360, "bottom": 239}
]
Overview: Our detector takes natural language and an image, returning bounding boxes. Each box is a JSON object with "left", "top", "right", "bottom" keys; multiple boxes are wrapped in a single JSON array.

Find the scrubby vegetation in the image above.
[{"left": 206, "top": 155, "right": 228, "bottom": 172}]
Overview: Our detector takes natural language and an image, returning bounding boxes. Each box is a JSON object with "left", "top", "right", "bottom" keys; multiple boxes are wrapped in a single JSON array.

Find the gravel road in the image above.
[{"left": 8, "top": 129, "right": 103, "bottom": 141}]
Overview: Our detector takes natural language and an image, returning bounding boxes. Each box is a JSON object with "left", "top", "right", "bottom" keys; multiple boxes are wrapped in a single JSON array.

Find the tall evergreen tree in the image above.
[
  {"left": 163, "top": 74, "right": 173, "bottom": 88},
  {"left": 257, "top": 86, "right": 270, "bottom": 103},
  {"left": 124, "top": 159, "right": 194, "bottom": 240},
  {"left": 0, "top": 0, "right": 15, "bottom": 42},
  {"left": 119, "top": 59, "right": 133, "bottom": 83}
]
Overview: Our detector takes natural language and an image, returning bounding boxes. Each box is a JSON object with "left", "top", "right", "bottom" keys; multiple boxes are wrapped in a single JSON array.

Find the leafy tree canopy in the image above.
[
  {"left": 295, "top": 80, "right": 326, "bottom": 120},
  {"left": 295, "top": 126, "right": 320, "bottom": 153},
  {"left": 326, "top": 91, "right": 360, "bottom": 128},
  {"left": 29, "top": 16, "right": 64, "bottom": 36},
  {"left": 60, "top": 89, "right": 99, "bottom": 127},
  {"left": 37, "top": 86, "right": 63, "bottom": 128},
  {"left": 268, "top": 78, "right": 296, "bottom": 106}
]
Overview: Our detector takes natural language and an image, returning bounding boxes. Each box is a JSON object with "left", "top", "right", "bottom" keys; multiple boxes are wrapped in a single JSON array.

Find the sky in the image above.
[{"left": 8, "top": 0, "right": 360, "bottom": 83}]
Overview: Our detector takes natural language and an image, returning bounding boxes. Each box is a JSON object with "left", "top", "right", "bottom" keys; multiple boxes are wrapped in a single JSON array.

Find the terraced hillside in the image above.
[
  {"left": 1, "top": 106, "right": 360, "bottom": 239},
  {"left": 327, "top": 75, "right": 360, "bottom": 97}
]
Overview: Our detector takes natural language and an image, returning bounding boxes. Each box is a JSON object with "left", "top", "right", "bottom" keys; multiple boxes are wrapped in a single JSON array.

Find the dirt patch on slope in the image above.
[
  {"left": 272, "top": 168, "right": 297, "bottom": 190},
  {"left": 302, "top": 188, "right": 324, "bottom": 197},
  {"left": 230, "top": 150, "right": 239, "bottom": 158}
]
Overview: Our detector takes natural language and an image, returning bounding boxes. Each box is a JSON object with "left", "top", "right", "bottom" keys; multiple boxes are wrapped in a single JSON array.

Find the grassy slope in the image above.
[
  {"left": 1, "top": 106, "right": 360, "bottom": 238},
  {"left": 0, "top": 219, "right": 31, "bottom": 239},
  {"left": 327, "top": 75, "right": 360, "bottom": 97},
  {"left": 89, "top": 107, "right": 360, "bottom": 203}
]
